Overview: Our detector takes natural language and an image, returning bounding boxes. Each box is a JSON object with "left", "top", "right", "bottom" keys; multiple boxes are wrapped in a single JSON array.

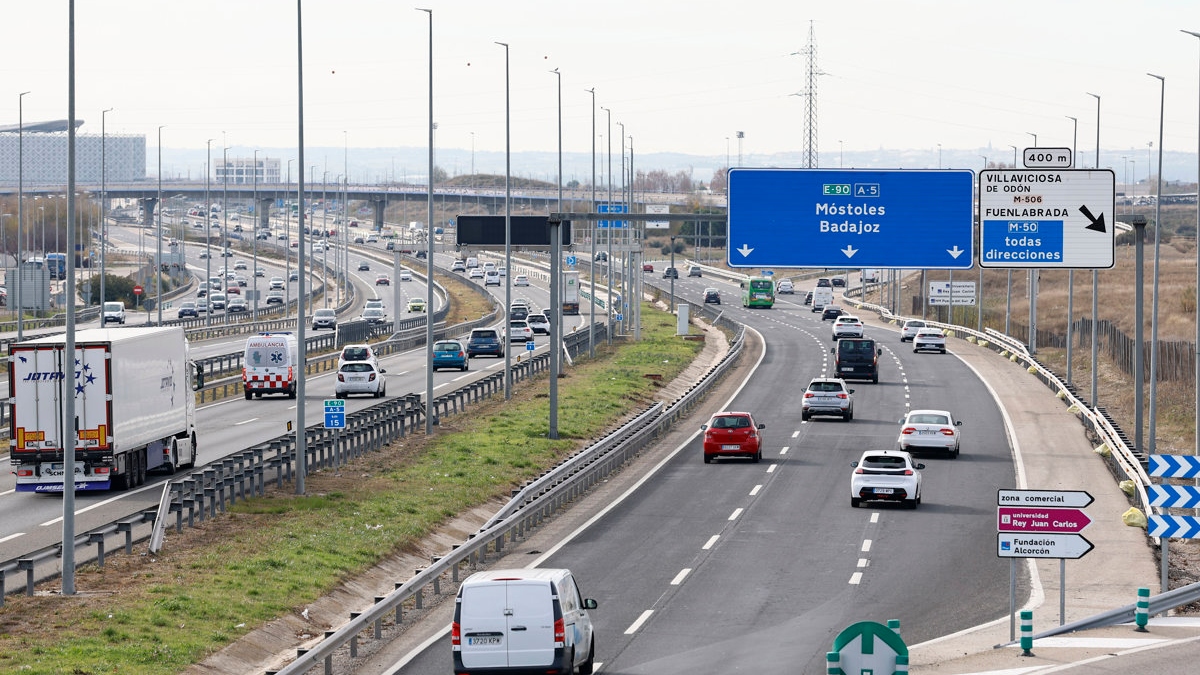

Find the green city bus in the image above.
[{"left": 742, "top": 276, "right": 775, "bottom": 308}]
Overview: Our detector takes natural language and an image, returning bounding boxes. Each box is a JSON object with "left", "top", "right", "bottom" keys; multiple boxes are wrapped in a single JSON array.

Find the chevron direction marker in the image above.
[
  {"left": 1148, "top": 515, "right": 1200, "bottom": 540},
  {"left": 1148, "top": 485, "right": 1200, "bottom": 508},
  {"left": 1148, "top": 454, "right": 1200, "bottom": 478}
]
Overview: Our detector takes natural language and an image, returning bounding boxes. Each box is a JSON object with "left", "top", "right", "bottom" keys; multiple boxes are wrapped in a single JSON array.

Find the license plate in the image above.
[
  {"left": 874, "top": 488, "right": 894, "bottom": 495},
  {"left": 721, "top": 444, "right": 741, "bottom": 450},
  {"left": 468, "top": 636, "right": 501, "bottom": 645},
  {"left": 841, "top": 366, "right": 854, "bottom": 372},
  {"left": 917, "top": 430, "right": 937, "bottom": 435}
]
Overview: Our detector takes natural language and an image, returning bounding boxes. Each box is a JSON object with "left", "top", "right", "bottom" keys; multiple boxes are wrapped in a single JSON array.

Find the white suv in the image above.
[
  {"left": 831, "top": 315, "right": 864, "bottom": 340},
  {"left": 484, "top": 269, "right": 500, "bottom": 286}
]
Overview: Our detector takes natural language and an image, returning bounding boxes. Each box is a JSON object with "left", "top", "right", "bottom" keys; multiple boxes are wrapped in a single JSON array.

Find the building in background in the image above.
[
  {"left": 216, "top": 156, "right": 281, "bottom": 185},
  {"left": 0, "top": 119, "right": 146, "bottom": 185}
]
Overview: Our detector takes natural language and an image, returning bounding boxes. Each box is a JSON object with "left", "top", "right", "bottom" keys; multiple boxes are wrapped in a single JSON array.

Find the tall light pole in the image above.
[
  {"left": 1027, "top": 132, "right": 1038, "bottom": 147},
  {"left": 1009, "top": 144, "right": 1018, "bottom": 169},
  {"left": 287, "top": 157, "right": 295, "bottom": 310},
  {"left": 252, "top": 149, "right": 260, "bottom": 320},
  {"left": 1066, "top": 115, "right": 1078, "bottom": 385},
  {"left": 937, "top": 143, "right": 942, "bottom": 169},
  {"left": 1148, "top": 73, "right": 1166, "bottom": 462},
  {"left": 549, "top": 66, "right": 562, "bottom": 440},
  {"left": 497, "top": 40, "right": 513, "bottom": 398},
  {"left": 1088, "top": 91, "right": 1101, "bottom": 407},
  {"left": 1183, "top": 29, "right": 1200, "bottom": 464},
  {"left": 156, "top": 125, "right": 165, "bottom": 325},
  {"left": 602, "top": 105, "right": 613, "bottom": 345},
  {"left": 205, "top": 138, "right": 214, "bottom": 326},
  {"left": 100, "top": 107, "right": 112, "bottom": 309},
  {"left": 17, "top": 90, "right": 30, "bottom": 340},
  {"left": 418, "top": 8, "right": 435, "bottom": 431},
  {"left": 587, "top": 87, "right": 596, "bottom": 358},
  {"left": 617, "top": 120, "right": 626, "bottom": 336},
  {"left": 222, "top": 138, "right": 229, "bottom": 325},
  {"left": 295, "top": 0, "right": 309, "bottom": 494}
]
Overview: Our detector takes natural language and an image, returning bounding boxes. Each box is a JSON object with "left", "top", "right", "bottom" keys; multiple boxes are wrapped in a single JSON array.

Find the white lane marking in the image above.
[
  {"left": 791, "top": 430, "right": 800, "bottom": 438},
  {"left": 702, "top": 535, "right": 719, "bottom": 550},
  {"left": 849, "top": 572, "right": 863, "bottom": 585},
  {"left": 0, "top": 532, "right": 25, "bottom": 544},
  {"left": 857, "top": 558, "right": 869, "bottom": 568},
  {"left": 862, "top": 539, "right": 873, "bottom": 552},
  {"left": 451, "top": 373, "right": 472, "bottom": 381},
  {"left": 728, "top": 508, "right": 743, "bottom": 521},
  {"left": 766, "top": 464, "right": 777, "bottom": 473},
  {"left": 779, "top": 446, "right": 789, "bottom": 455},
  {"left": 670, "top": 568, "right": 691, "bottom": 585},
  {"left": 749, "top": 484, "right": 762, "bottom": 496},
  {"left": 234, "top": 418, "right": 259, "bottom": 426},
  {"left": 625, "top": 609, "right": 654, "bottom": 634},
  {"left": 0, "top": 488, "right": 13, "bottom": 497},
  {"left": 870, "top": 512, "right": 880, "bottom": 524}
]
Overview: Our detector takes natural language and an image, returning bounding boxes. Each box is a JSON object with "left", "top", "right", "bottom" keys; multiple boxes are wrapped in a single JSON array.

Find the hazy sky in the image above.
[{"left": 4, "top": 1, "right": 1200, "bottom": 171}]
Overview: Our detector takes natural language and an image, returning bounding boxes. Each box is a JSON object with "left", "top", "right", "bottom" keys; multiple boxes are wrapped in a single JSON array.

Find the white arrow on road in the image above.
[
  {"left": 947, "top": 246, "right": 965, "bottom": 259},
  {"left": 841, "top": 245, "right": 858, "bottom": 259},
  {"left": 737, "top": 244, "right": 754, "bottom": 257}
]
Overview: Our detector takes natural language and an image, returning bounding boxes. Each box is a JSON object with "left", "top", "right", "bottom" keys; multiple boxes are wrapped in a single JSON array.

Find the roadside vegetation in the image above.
[{"left": 0, "top": 301, "right": 702, "bottom": 674}]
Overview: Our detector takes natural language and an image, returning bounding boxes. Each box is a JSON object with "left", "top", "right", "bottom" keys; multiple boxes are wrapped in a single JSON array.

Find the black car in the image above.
[
  {"left": 415, "top": 250, "right": 427, "bottom": 259},
  {"left": 358, "top": 261, "right": 370, "bottom": 271},
  {"left": 663, "top": 267, "right": 679, "bottom": 279},
  {"left": 822, "top": 305, "right": 844, "bottom": 321},
  {"left": 831, "top": 277, "right": 846, "bottom": 288},
  {"left": 703, "top": 288, "right": 721, "bottom": 304},
  {"left": 804, "top": 291, "right": 813, "bottom": 305},
  {"left": 176, "top": 301, "right": 199, "bottom": 319}
]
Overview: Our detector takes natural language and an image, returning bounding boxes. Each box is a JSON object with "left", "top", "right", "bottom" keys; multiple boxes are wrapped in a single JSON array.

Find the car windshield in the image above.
[
  {"left": 710, "top": 415, "right": 751, "bottom": 429},
  {"left": 434, "top": 342, "right": 460, "bottom": 352},
  {"left": 342, "top": 347, "right": 371, "bottom": 361},
  {"left": 910, "top": 414, "right": 950, "bottom": 425},
  {"left": 809, "top": 381, "right": 844, "bottom": 392},
  {"left": 340, "top": 363, "right": 375, "bottom": 373},
  {"left": 316, "top": 309, "right": 334, "bottom": 317},
  {"left": 472, "top": 330, "right": 498, "bottom": 339}
]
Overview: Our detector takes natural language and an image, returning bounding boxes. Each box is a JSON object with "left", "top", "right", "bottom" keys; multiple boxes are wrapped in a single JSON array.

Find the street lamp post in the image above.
[
  {"left": 602, "top": 106, "right": 613, "bottom": 345},
  {"left": 1066, "top": 115, "right": 1078, "bottom": 385},
  {"left": 17, "top": 91, "right": 30, "bottom": 339},
  {"left": 420, "top": 8, "right": 435, "bottom": 432},
  {"left": 222, "top": 140, "right": 229, "bottom": 326},
  {"left": 669, "top": 235, "right": 677, "bottom": 312},
  {"left": 252, "top": 149, "right": 260, "bottom": 321},
  {"left": 156, "top": 125, "right": 164, "bottom": 325},
  {"left": 100, "top": 107, "right": 112, "bottom": 309},
  {"left": 1148, "top": 73, "right": 1166, "bottom": 463},
  {"left": 1088, "top": 91, "right": 1101, "bottom": 407},
  {"left": 205, "top": 138, "right": 214, "bottom": 326},
  {"left": 587, "top": 87, "right": 596, "bottom": 358},
  {"left": 1182, "top": 29, "right": 1200, "bottom": 464},
  {"left": 497, "top": 40, "right": 513, "bottom": 398},
  {"left": 549, "top": 65, "right": 562, "bottom": 440}
]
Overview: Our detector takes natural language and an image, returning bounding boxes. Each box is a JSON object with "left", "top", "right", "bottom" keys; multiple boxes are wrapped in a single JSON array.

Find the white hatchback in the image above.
[
  {"left": 900, "top": 319, "right": 927, "bottom": 342},
  {"left": 513, "top": 274, "right": 530, "bottom": 287},
  {"left": 851, "top": 449, "right": 925, "bottom": 508},
  {"left": 832, "top": 315, "right": 864, "bottom": 341},
  {"left": 335, "top": 361, "right": 386, "bottom": 398},
  {"left": 913, "top": 327, "right": 947, "bottom": 353}
]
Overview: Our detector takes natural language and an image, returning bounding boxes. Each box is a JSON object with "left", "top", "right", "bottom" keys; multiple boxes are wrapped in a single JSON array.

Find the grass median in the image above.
[{"left": 0, "top": 303, "right": 704, "bottom": 675}]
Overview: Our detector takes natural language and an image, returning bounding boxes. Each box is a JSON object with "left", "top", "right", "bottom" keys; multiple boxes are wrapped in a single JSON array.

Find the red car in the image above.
[
  {"left": 701, "top": 411, "right": 765, "bottom": 463},
  {"left": 642, "top": 263, "right": 654, "bottom": 272}
]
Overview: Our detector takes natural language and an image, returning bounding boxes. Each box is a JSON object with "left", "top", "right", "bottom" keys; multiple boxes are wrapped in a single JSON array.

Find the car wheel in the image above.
[
  {"left": 801, "top": 411, "right": 810, "bottom": 422},
  {"left": 580, "top": 637, "right": 595, "bottom": 675},
  {"left": 844, "top": 410, "right": 852, "bottom": 422},
  {"left": 872, "top": 374, "right": 878, "bottom": 384},
  {"left": 703, "top": 454, "right": 713, "bottom": 464},
  {"left": 462, "top": 363, "right": 469, "bottom": 371},
  {"left": 941, "top": 348, "right": 947, "bottom": 354},
  {"left": 906, "top": 497, "right": 919, "bottom": 509},
  {"left": 753, "top": 450, "right": 762, "bottom": 463},
  {"left": 851, "top": 497, "right": 861, "bottom": 508},
  {"left": 951, "top": 444, "right": 960, "bottom": 459},
  {"left": 288, "top": 384, "right": 297, "bottom": 400},
  {"left": 244, "top": 389, "right": 252, "bottom": 401}
]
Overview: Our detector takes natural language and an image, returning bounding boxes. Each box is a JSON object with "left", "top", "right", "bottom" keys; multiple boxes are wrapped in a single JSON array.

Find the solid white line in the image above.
[
  {"left": 702, "top": 535, "right": 719, "bottom": 550},
  {"left": 234, "top": 418, "right": 259, "bottom": 426},
  {"left": 625, "top": 609, "right": 654, "bottom": 634},
  {"left": 779, "top": 446, "right": 789, "bottom": 455},
  {"left": 728, "top": 508, "right": 743, "bottom": 521},
  {"left": 857, "top": 558, "right": 868, "bottom": 568},
  {"left": 670, "top": 568, "right": 691, "bottom": 585},
  {"left": 849, "top": 572, "right": 863, "bottom": 585},
  {"left": 861, "top": 539, "right": 873, "bottom": 552},
  {"left": 749, "top": 484, "right": 762, "bottom": 496},
  {"left": 766, "top": 464, "right": 777, "bottom": 473},
  {"left": 0, "top": 488, "right": 13, "bottom": 497},
  {"left": 0, "top": 532, "right": 25, "bottom": 544},
  {"left": 870, "top": 512, "right": 880, "bottom": 523}
]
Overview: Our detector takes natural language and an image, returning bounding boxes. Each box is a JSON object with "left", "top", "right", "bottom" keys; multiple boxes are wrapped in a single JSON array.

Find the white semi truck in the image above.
[
  {"left": 9, "top": 327, "right": 200, "bottom": 493},
  {"left": 562, "top": 270, "right": 580, "bottom": 315}
]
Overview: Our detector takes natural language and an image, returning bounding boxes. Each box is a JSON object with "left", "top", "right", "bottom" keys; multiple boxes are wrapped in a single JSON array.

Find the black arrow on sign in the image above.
[{"left": 1079, "top": 205, "right": 1107, "bottom": 233}]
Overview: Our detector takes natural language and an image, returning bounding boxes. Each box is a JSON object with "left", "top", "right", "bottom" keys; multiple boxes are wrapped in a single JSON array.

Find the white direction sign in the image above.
[
  {"left": 646, "top": 204, "right": 670, "bottom": 230},
  {"left": 928, "top": 281, "right": 976, "bottom": 306},
  {"left": 979, "top": 169, "right": 1115, "bottom": 269},
  {"left": 998, "top": 489, "right": 1094, "bottom": 508},
  {"left": 997, "top": 532, "right": 1094, "bottom": 559}
]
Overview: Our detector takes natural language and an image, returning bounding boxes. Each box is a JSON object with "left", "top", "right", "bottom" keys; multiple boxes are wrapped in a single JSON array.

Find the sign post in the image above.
[{"left": 997, "top": 489, "right": 1093, "bottom": 633}]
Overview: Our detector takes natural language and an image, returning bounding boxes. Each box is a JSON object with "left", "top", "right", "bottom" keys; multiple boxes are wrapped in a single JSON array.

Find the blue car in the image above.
[
  {"left": 433, "top": 339, "right": 469, "bottom": 371},
  {"left": 466, "top": 328, "right": 504, "bottom": 358}
]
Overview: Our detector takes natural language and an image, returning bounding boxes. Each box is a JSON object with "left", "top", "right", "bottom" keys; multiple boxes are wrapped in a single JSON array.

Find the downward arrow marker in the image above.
[
  {"left": 737, "top": 244, "right": 754, "bottom": 257},
  {"left": 947, "top": 246, "right": 965, "bottom": 259},
  {"left": 1079, "top": 205, "right": 1107, "bottom": 233},
  {"left": 841, "top": 245, "right": 858, "bottom": 259}
]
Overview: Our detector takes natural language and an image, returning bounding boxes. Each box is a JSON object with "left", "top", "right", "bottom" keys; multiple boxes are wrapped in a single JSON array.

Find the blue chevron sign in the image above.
[
  {"left": 1148, "top": 454, "right": 1200, "bottom": 478},
  {"left": 1148, "top": 515, "right": 1200, "bottom": 539},
  {"left": 1149, "top": 485, "right": 1200, "bottom": 508}
]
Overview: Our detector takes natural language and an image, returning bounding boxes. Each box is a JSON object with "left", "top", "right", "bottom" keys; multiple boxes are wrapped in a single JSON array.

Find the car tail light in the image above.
[
  {"left": 901, "top": 427, "right": 917, "bottom": 435},
  {"left": 941, "top": 428, "right": 955, "bottom": 436},
  {"left": 368, "top": 373, "right": 377, "bottom": 382},
  {"left": 451, "top": 621, "right": 461, "bottom": 647},
  {"left": 554, "top": 617, "right": 565, "bottom": 644},
  {"left": 836, "top": 393, "right": 848, "bottom": 399},
  {"left": 15, "top": 468, "right": 33, "bottom": 477},
  {"left": 854, "top": 467, "right": 865, "bottom": 474},
  {"left": 338, "top": 373, "right": 345, "bottom": 382},
  {"left": 804, "top": 392, "right": 815, "bottom": 398},
  {"left": 903, "top": 469, "right": 914, "bottom": 476}
]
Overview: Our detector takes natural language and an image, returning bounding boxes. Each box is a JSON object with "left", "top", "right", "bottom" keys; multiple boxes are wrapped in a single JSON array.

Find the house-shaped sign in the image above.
[{"left": 826, "top": 620, "right": 909, "bottom": 675}]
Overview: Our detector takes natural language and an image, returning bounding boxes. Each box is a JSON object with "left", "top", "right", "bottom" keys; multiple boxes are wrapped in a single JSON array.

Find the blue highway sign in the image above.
[
  {"left": 324, "top": 412, "right": 346, "bottom": 429},
  {"left": 1149, "top": 454, "right": 1200, "bottom": 478},
  {"left": 1148, "top": 514, "right": 1200, "bottom": 540},
  {"left": 598, "top": 203, "right": 628, "bottom": 229},
  {"left": 727, "top": 168, "right": 974, "bottom": 269}
]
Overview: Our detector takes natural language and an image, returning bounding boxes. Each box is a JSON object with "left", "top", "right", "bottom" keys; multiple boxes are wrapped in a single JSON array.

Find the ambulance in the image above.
[{"left": 242, "top": 332, "right": 300, "bottom": 399}]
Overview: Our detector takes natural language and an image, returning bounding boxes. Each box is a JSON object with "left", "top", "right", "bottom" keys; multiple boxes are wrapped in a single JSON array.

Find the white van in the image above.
[
  {"left": 466, "top": 257, "right": 480, "bottom": 269},
  {"left": 242, "top": 332, "right": 299, "bottom": 399},
  {"left": 811, "top": 286, "right": 834, "bottom": 312},
  {"left": 453, "top": 568, "right": 598, "bottom": 675}
]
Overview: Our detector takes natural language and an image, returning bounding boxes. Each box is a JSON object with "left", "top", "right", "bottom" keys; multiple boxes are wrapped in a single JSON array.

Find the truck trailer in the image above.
[
  {"left": 562, "top": 270, "right": 580, "bottom": 315},
  {"left": 9, "top": 327, "right": 200, "bottom": 493}
]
